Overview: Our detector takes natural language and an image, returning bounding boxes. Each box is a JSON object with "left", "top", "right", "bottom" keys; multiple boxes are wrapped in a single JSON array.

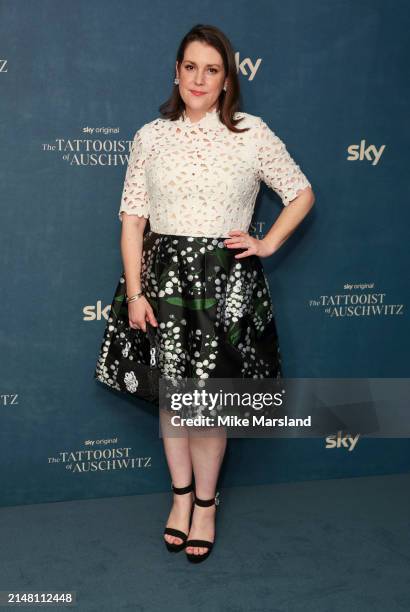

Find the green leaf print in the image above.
[
  {"left": 159, "top": 267, "right": 171, "bottom": 288},
  {"left": 227, "top": 322, "right": 242, "bottom": 345},
  {"left": 215, "top": 247, "right": 230, "bottom": 272},
  {"left": 254, "top": 299, "right": 267, "bottom": 315},
  {"left": 165, "top": 297, "right": 217, "bottom": 310}
]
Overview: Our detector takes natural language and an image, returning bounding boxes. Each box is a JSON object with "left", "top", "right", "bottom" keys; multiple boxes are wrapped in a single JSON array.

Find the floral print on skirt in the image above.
[{"left": 94, "top": 230, "right": 283, "bottom": 405}]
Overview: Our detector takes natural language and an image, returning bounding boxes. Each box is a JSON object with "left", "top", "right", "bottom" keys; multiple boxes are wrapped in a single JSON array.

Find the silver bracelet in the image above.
[{"left": 126, "top": 291, "right": 143, "bottom": 304}]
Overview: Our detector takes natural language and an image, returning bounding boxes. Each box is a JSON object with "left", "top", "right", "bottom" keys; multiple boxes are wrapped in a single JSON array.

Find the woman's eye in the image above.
[{"left": 184, "top": 65, "right": 218, "bottom": 74}]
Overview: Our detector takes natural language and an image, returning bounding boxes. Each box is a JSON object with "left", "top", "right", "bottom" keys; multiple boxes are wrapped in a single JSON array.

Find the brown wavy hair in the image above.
[{"left": 158, "top": 24, "right": 249, "bottom": 133}]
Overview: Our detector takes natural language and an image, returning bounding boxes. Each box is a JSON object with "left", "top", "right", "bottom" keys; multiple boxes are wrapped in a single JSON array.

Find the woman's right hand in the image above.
[{"left": 128, "top": 295, "right": 158, "bottom": 332}]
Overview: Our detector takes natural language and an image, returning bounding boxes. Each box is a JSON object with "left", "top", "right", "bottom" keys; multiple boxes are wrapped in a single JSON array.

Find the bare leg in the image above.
[
  {"left": 159, "top": 408, "right": 194, "bottom": 546},
  {"left": 186, "top": 427, "right": 227, "bottom": 557}
]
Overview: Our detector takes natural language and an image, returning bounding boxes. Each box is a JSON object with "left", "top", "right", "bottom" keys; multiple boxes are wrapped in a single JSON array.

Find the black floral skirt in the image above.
[{"left": 94, "top": 230, "right": 283, "bottom": 405}]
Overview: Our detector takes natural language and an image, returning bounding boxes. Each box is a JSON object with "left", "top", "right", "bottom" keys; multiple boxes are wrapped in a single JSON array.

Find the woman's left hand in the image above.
[{"left": 223, "top": 229, "right": 272, "bottom": 259}]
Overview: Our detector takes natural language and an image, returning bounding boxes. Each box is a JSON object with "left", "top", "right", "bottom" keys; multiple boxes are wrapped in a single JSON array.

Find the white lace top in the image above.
[{"left": 118, "top": 108, "right": 312, "bottom": 238}]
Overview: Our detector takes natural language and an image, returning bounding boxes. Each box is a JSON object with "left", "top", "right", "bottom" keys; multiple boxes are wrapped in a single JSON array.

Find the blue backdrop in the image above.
[{"left": 1, "top": 0, "right": 409, "bottom": 507}]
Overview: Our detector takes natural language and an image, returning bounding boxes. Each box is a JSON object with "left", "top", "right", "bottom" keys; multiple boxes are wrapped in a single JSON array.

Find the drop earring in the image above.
[
  {"left": 223, "top": 83, "right": 227, "bottom": 91},
  {"left": 174, "top": 77, "right": 179, "bottom": 85}
]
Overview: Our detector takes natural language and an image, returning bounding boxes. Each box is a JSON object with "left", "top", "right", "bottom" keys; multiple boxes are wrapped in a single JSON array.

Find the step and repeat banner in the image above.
[{"left": 1, "top": 0, "right": 409, "bottom": 507}]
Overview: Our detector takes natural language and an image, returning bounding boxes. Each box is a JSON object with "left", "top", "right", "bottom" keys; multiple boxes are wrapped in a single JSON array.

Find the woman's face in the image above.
[{"left": 176, "top": 41, "right": 227, "bottom": 114}]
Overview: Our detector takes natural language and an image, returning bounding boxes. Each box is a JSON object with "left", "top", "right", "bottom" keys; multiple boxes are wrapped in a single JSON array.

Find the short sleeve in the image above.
[
  {"left": 118, "top": 128, "right": 150, "bottom": 221},
  {"left": 257, "top": 118, "right": 312, "bottom": 206}
]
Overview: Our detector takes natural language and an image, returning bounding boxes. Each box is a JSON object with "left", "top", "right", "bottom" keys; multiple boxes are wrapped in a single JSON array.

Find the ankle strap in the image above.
[
  {"left": 195, "top": 491, "right": 220, "bottom": 506},
  {"left": 171, "top": 482, "right": 194, "bottom": 495}
]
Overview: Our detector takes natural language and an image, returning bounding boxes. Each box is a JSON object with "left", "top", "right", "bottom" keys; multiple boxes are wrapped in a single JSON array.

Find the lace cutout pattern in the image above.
[
  {"left": 257, "top": 118, "right": 312, "bottom": 206},
  {"left": 118, "top": 110, "right": 311, "bottom": 237},
  {"left": 119, "top": 128, "right": 150, "bottom": 220}
]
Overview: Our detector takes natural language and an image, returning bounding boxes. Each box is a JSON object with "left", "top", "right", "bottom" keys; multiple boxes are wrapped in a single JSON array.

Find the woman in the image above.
[{"left": 95, "top": 24, "right": 315, "bottom": 563}]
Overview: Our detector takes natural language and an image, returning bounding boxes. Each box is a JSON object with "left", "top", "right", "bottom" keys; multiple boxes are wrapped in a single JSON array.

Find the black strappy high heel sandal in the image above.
[
  {"left": 185, "top": 490, "right": 220, "bottom": 563},
  {"left": 163, "top": 482, "right": 195, "bottom": 553}
]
